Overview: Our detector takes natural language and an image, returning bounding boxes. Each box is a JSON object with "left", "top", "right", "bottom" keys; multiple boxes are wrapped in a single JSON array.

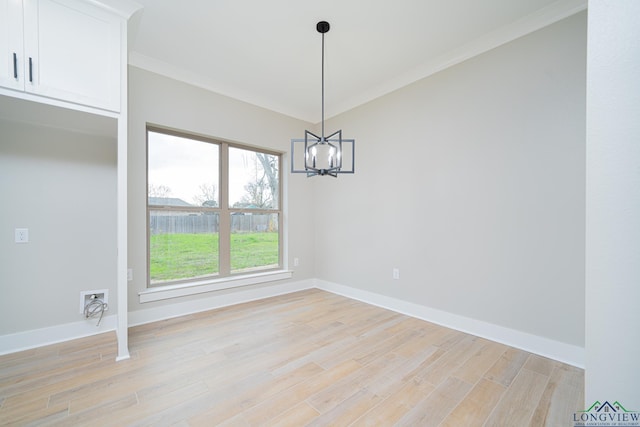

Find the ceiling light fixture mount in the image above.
[{"left": 291, "top": 21, "right": 355, "bottom": 177}]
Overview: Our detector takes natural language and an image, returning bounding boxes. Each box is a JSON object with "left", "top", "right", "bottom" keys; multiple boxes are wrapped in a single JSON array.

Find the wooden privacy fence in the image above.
[{"left": 149, "top": 213, "right": 275, "bottom": 234}]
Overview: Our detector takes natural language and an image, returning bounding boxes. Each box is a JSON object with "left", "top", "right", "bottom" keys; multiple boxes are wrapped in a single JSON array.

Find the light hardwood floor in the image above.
[{"left": 0, "top": 289, "right": 583, "bottom": 426}]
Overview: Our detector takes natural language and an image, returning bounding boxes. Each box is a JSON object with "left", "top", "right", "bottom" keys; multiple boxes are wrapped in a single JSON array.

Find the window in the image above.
[{"left": 147, "top": 127, "right": 282, "bottom": 287}]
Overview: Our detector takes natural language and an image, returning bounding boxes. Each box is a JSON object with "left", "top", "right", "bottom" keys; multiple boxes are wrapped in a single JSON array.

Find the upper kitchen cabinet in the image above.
[
  {"left": 1, "top": 0, "right": 121, "bottom": 112},
  {"left": 0, "top": 0, "right": 23, "bottom": 91}
]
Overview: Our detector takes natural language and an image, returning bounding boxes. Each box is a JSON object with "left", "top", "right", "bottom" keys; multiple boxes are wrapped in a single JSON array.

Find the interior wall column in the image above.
[{"left": 585, "top": 0, "right": 640, "bottom": 407}]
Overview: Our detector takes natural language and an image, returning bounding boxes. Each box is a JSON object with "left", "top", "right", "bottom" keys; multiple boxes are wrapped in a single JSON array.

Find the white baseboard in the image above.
[
  {"left": 0, "top": 279, "right": 314, "bottom": 357},
  {"left": 315, "top": 279, "right": 585, "bottom": 368},
  {"left": 0, "top": 314, "right": 117, "bottom": 356},
  {"left": 128, "top": 278, "right": 315, "bottom": 327},
  {"left": 0, "top": 278, "right": 585, "bottom": 369}
]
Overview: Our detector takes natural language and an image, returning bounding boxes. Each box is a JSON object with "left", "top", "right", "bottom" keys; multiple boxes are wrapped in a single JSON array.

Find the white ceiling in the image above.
[{"left": 128, "top": 0, "right": 586, "bottom": 123}]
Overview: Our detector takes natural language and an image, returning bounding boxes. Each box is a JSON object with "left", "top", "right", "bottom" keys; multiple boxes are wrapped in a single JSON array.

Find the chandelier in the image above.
[{"left": 291, "top": 21, "right": 355, "bottom": 177}]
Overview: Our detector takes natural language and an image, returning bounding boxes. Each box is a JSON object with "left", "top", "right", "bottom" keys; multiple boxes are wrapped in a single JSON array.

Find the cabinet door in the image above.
[
  {"left": 23, "top": 0, "right": 121, "bottom": 111},
  {"left": 0, "top": 0, "right": 24, "bottom": 90}
]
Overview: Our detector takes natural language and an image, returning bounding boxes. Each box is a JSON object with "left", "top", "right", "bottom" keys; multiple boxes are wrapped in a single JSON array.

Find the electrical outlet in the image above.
[
  {"left": 127, "top": 268, "right": 133, "bottom": 281},
  {"left": 294, "top": 258, "right": 299, "bottom": 267},
  {"left": 392, "top": 268, "right": 400, "bottom": 280},
  {"left": 15, "top": 228, "right": 29, "bottom": 243}
]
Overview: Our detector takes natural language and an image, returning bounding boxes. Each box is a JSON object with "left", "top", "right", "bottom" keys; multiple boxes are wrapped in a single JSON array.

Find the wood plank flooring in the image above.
[{"left": 0, "top": 289, "right": 584, "bottom": 426}]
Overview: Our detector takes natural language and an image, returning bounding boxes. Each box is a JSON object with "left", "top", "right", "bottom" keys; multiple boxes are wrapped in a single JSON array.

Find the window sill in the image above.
[{"left": 138, "top": 270, "right": 293, "bottom": 303}]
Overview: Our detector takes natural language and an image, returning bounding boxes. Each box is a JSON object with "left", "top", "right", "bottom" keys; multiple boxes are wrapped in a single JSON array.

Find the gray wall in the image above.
[
  {"left": 0, "top": 116, "right": 117, "bottom": 334},
  {"left": 315, "top": 13, "right": 586, "bottom": 347},
  {"left": 127, "top": 67, "right": 317, "bottom": 313},
  {"left": 0, "top": 12, "right": 587, "bottom": 356}
]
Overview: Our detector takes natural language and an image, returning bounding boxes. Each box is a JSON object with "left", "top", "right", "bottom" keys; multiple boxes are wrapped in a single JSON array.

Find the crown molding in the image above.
[
  {"left": 128, "top": 53, "right": 313, "bottom": 123},
  {"left": 128, "top": 0, "right": 587, "bottom": 122},
  {"left": 89, "top": 0, "right": 143, "bottom": 19},
  {"left": 331, "top": 0, "right": 588, "bottom": 118}
]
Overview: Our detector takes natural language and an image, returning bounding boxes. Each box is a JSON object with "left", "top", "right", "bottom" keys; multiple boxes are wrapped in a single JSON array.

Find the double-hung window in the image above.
[{"left": 147, "top": 127, "right": 282, "bottom": 287}]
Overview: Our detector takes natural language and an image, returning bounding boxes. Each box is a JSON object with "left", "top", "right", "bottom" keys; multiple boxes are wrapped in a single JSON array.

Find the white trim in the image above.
[
  {"left": 332, "top": 0, "right": 587, "bottom": 119},
  {"left": 138, "top": 270, "right": 294, "bottom": 303},
  {"left": 0, "top": 278, "right": 585, "bottom": 368},
  {"left": 129, "top": 278, "right": 313, "bottom": 326},
  {"left": 128, "top": 0, "right": 587, "bottom": 123},
  {"left": 329, "top": 0, "right": 587, "bottom": 118},
  {"left": 128, "top": 54, "right": 305, "bottom": 122},
  {"left": 0, "top": 315, "right": 117, "bottom": 356},
  {"left": 315, "top": 279, "right": 585, "bottom": 368},
  {"left": 0, "top": 279, "right": 312, "bottom": 356},
  {"left": 88, "top": 0, "right": 143, "bottom": 20},
  {"left": 116, "top": 15, "right": 130, "bottom": 362},
  {"left": 0, "top": 87, "right": 119, "bottom": 118}
]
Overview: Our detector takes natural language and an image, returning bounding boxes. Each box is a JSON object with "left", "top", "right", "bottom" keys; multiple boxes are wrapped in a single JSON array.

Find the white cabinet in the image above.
[
  {"left": 1, "top": 0, "right": 137, "bottom": 362},
  {"left": 0, "top": 0, "right": 121, "bottom": 112},
  {"left": 0, "top": 0, "right": 24, "bottom": 91}
]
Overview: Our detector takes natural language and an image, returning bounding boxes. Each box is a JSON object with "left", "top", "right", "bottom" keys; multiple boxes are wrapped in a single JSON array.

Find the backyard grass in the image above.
[{"left": 150, "top": 232, "right": 279, "bottom": 282}]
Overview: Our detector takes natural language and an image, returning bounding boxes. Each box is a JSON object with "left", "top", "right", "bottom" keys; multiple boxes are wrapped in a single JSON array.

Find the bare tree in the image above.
[
  {"left": 239, "top": 178, "right": 270, "bottom": 208},
  {"left": 234, "top": 153, "right": 278, "bottom": 209},
  {"left": 256, "top": 153, "right": 278, "bottom": 208},
  {"left": 148, "top": 184, "right": 171, "bottom": 198},
  {"left": 193, "top": 183, "right": 218, "bottom": 207}
]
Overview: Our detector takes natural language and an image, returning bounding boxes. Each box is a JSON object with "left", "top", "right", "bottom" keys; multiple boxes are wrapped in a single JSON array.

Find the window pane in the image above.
[
  {"left": 149, "top": 210, "right": 219, "bottom": 283},
  {"left": 229, "top": 147, "right": 279, "bottom": 209},
  {"left": 230, "top": 213, "right": 279, "bottom": 273},
  {"left": 148, "top": 131, "right": 219, "bottom": 208},
  {"left": 147, "top": 127, "right": 283, "bottom": 288}
]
